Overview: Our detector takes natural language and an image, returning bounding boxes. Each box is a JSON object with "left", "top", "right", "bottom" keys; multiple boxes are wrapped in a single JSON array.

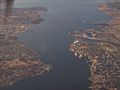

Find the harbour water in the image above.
[{"left": 2, "top": 0, "right": 111, "bottom": 90}]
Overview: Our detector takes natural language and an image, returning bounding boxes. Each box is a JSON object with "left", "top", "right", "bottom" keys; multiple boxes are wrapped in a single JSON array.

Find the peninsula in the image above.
[{"left": 0, "top": 7, "right": 51, "bottom": 88}]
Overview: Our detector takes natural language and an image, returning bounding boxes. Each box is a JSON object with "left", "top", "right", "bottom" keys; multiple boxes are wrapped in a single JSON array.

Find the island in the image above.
[
  {"left": 69, "top": 0, "right": 120, "bottom": 90},
  {"left": 0, "top": 7, "right": 51, "bottom": 88}
]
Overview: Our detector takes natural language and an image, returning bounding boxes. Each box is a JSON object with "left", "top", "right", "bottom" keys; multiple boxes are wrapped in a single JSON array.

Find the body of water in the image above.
[{"left": 2, "top": 0, "right": 111, "bottom": 90}]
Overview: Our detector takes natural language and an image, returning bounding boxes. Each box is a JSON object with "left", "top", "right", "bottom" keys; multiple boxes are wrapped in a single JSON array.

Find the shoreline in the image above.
[
  {"left": 0, "top": 7, "right": 51, "bottom": 88},
  {"left": 69, "top": 0, "right": 120, "bottom": 90}
]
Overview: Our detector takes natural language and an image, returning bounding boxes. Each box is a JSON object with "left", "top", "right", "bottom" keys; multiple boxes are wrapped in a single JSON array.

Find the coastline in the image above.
[
  {"left": 69, "top": 0, "right": 120, "bottom": 90},
  {"left": 0, "top": 7, "right": 51, "bottom": 88}
]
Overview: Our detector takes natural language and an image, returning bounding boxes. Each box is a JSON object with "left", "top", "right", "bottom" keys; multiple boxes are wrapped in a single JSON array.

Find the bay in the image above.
[{"left": 2, "top": 0, "right": 111, "bottom": 90}]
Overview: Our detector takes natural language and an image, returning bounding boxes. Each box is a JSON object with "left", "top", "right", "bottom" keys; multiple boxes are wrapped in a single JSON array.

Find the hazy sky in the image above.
[
  {"left": 15, "top": 0, "right": 34, "bottom": 3},
  {"left": 13, "top": 0, "right": 105, "bottom": 8}
]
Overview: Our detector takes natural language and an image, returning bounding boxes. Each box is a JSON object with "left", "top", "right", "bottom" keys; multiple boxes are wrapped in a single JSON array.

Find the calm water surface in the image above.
[{"left": 2, "top": 0, "right": 110, "bottom": 90}]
